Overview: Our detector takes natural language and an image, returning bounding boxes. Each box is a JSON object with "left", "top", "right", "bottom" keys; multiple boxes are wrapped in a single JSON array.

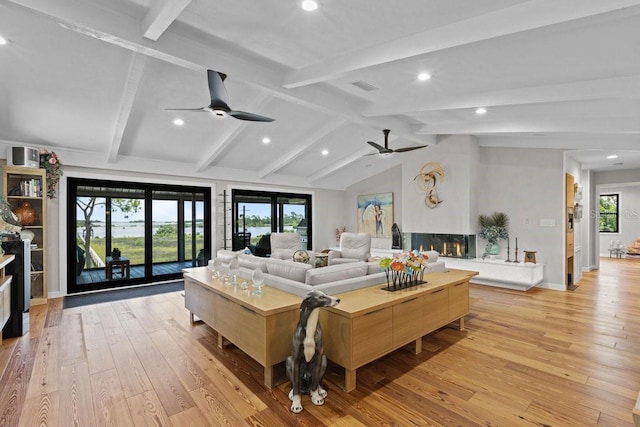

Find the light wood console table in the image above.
[
  {"left": 183, "top": 267, "right": 301, "bottom": 388},
  {"left": 321, "top": 269, "right": 478, "bottom": 392},
  {"left": 183, "top": 267, "right": 477, "bottom": 392}
]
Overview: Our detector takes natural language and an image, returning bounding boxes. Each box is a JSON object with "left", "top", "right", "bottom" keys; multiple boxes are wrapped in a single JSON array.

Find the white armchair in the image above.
[
  {"left": 328, "top": 232, "right": 371, "bottom": 265},
  {"left": 270, "top": 232, "right": 302, "bottom": 260}
]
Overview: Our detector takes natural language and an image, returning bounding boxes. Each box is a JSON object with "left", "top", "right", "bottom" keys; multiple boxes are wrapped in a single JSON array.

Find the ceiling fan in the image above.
[
  {"left": 366, "top": 129, "right": 427, "bottom": 155},
  {"left": 165, "top": 70, "right": 275, "bottom": 122}
]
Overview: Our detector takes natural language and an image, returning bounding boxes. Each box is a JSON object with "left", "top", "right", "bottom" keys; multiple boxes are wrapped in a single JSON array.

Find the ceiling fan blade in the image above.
[
  {"left": 165, "top": 107, "right": 209, "bottom": 112},
  {"left": 393, "top": 145, "right": 428, "bottom": 153},
  {"left": 366, "top": 141, "right": 389, "bottom": 153},
  {"left": 228, "top": 110, "right": 275, "bottom": 122},
  {"left": 207, "top": 70, "right": 231, "bottom": 110}
]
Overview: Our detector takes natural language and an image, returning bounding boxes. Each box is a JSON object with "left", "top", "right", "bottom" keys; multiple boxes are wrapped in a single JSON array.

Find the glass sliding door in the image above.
[
  {"left": 231, "top": 189, "right": 312, "bottom": 256},
  {"left": 67, "top": 178, "right": 211, "bottom": 293}
]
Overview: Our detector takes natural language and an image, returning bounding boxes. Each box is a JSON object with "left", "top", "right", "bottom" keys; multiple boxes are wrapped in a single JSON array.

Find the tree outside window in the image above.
[{"left": 599, "top": 194, "right": 619, "bottom": 233}]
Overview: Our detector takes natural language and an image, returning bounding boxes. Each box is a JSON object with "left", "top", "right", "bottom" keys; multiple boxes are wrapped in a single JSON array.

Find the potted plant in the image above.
[{"left": 478, "top": 212, "right": 509, "bottom": 255}]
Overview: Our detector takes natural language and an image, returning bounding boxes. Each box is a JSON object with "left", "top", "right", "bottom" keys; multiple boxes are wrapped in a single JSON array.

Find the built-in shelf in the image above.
[{"left": 444, "top": 257, "right": 544, "bottom": 291}]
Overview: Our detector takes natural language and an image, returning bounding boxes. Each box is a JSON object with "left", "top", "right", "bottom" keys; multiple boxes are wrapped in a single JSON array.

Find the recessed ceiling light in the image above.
[
  {"left": 475, "top": 107, "right": 487, "bottom": 115},
  {"left": 321, "top": 149, "right": 329, "bottom": 156},
  {"left": 417, "top": 72, "right": 431, "bottom": 81},
  {"left": 607, "top": 154, "right": 618, "bottom": 159},
  {"left": 0, "top": 36, "right": 9, "bottom": 46},
  {"left": 301, "top": 0, "right": 318, "bottom": 11},
  {"left": 173, "top": 118, "right": 184, "bottom": 126},
  {"left": 262, "top": 137, "right": 271, "bottom": 144}
]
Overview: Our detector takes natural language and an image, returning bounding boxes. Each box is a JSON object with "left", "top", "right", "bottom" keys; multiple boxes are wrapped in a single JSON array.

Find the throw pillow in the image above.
[{"left": 238, "top": 254, "right": 268, "bottom": 272}]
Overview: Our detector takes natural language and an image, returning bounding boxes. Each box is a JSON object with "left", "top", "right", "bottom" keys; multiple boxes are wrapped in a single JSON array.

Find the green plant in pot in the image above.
[{"left": 478, "top": 212, "right": 509, "bottom": 256}]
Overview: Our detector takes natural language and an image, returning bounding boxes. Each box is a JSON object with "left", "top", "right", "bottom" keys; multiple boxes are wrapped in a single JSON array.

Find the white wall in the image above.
[
  {"left": 402, "top": 135, "right": 480, "bottom": 234},
  {"left": 596, "top": 184, "right": 640, "bottom": 256},
  {"left": 345, "top": 142, "right": 567, "bottom": 288},
  {"left": 479, "top": 147, "right": 565, "bottom": 287},
  {"left": 593, "top": 169, "right": 640, "bottom": 257}
]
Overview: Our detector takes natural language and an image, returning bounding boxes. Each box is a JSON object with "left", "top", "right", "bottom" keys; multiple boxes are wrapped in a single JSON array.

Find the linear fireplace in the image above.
[{"left": 403, "top": 233, "right": 476, "bottom": 259}]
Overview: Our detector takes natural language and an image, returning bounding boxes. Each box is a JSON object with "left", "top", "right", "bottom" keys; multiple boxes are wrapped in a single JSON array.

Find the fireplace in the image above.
[{"left": 403, "top": 233, "right": 476, "bottom": 259}]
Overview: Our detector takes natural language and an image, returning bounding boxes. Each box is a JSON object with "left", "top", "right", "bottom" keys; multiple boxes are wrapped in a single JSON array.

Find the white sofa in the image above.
[{"left": 214, "top": 249, "right": 446, "bottom": 297}]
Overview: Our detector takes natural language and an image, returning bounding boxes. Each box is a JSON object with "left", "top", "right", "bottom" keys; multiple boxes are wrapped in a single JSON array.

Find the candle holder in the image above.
[
  {"left": 513, "top": 246, "right": 520, "bottom": 263},
  {"left": 505, "top": 240, "right": 512, "bottom": 262}
]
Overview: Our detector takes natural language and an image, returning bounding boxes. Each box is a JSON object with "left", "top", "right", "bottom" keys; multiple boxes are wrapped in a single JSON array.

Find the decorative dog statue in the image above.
[{"left": 286, "top": 289, "right": 340, "bottom": 413}]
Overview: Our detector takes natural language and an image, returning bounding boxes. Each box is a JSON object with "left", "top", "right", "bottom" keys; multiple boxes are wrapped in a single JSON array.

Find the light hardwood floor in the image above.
[{"left": 1, "top": 258, "right": 640, "bottom": 426}]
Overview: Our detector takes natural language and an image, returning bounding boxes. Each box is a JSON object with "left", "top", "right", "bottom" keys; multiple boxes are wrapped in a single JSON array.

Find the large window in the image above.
[
  {"left": 68, "top": 178, "right": 211, "bottom": 293},
  {"left": 599, "top": 193, "right": 619, "bottom": 233},
  {"left": 231, "top": 189, "right": 311, "bottom": 256}
]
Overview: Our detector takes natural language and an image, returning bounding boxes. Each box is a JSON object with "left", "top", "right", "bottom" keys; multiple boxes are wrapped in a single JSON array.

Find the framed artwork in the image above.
[{"left": 357, "top": 192, "right": 394, "bottom": 238}]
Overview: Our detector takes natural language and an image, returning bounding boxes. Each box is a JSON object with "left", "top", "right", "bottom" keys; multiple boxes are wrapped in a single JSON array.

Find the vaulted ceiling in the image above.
[{"left": 1, "top": 0, "right": 639, "bottom": 190}]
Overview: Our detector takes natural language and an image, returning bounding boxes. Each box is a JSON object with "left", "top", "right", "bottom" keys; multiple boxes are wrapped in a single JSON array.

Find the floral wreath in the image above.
[{"left": 39, "top": 149, "right": 63, "bottom": 199}]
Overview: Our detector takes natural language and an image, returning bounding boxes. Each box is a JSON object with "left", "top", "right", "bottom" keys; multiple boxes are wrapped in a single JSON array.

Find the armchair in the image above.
[
  {"left": 270, "top": 232, "right": 301, "bottom": 258},
  {"left": 328, "top": 232, "right": 371, "bottom": 265}
]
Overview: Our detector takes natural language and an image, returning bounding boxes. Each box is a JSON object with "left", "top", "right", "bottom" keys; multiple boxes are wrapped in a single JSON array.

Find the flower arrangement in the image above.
[
  {"left": 335, "top": 226, "right": 346, "bottom": 242},
  {"left": 379, "top": 250, "right": 430, "bottom": 290},
  {"left": 39, "top": 149, "right": 63, "bottom": 199},
  {"left": 478, "top": 212, "right": 509, "bottom": 244}
]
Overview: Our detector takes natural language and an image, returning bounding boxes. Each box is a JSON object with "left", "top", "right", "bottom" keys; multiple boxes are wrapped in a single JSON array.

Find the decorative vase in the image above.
[
  {"left": 486, "top": 242, "right": 500, "bottom": 255},
  {"left": 13, "top": 201, "right": 38, "bottom": 226}
]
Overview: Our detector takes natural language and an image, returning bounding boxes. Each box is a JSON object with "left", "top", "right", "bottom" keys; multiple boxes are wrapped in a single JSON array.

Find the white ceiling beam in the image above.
[
  {"left": 258, "top": 119, "right": 348, "bottom": 179},
  {"left": 364, "top": 75, "right": 640, "bottom": 117},
  {"left": 307, "top": 146, "right": 375, "bottom": 182},
  {"left": 5, "top": 0, "right": 420, "bottom": 144},
  {"left": 195, "top": 94, "right": 273, "bottom": 172},
  {"left": 283, "top": 0, "right": 640, "bottom": 89},
  {"left": 107, "top": 53, "right": 147, "bottom": 163},
  {"left": 415, "top": 117, "right": 640, "bottom": 135},
  {"left": 142, "top": 0, "right": 192, "bottom": 41}
]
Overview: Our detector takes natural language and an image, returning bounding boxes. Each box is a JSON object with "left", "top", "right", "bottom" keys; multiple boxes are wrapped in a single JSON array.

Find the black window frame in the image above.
[
  {"left": 231, "top": 189, "right": 312, "bottom": 254},
  {"left": 67, "top": 177, "right": 211, "bottom": 293},
  {"left": 599, "top": 193, "right": 619, "bottom": 233}
]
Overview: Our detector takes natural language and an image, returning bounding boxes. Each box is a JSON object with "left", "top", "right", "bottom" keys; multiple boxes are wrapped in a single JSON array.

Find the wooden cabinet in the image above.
[
  {"left": 566, "top": 173, "right": 575, "bottom": 288},
  {"left": 0, "top": 254, "right": 15, "bottom": 344},
  {"left": 321, "top": 269, "right": 477, "bottom": 391},
  {"left": 449, "top": 281, "right": 469, "bottom": 321},
  {"left": 393, "top": 296, "right": 424, "bottom": 348},
  {"left": 183, "top": 270, "right": 300, "bottom": 388},
  {"left": 2, "top": 166, "right": 47, "bottom": 305},
  {"left": 352, "top": 306, "right": 393, "bottom": 366},
  {"left": 423, "top": 287, "right": 448, "bottom": 332}
]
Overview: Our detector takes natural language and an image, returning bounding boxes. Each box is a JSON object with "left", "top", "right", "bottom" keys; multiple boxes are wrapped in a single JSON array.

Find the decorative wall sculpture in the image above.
[{"left": 414, "top": 162, "right": 445, "bottom": 208}]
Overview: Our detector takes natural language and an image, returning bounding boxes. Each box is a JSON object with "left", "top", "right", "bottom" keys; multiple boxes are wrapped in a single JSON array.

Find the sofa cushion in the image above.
[
  {"left": 238, "top": 253, "right": 268, "bottom": 272},
  {"left": 305, "top": 262, "right": 368, "bottom": 286},
  {"left": 266, "top": 258, "right": 312, "bottom": 282},
  {"left": 217, "top": 249, "right": 241, "bottom": 264},
  {"left": 366, "top": 260, "right": 383, "bottom": 275},
  {"left": 424, "top": 250, "right": 439, "bottom": 263}
]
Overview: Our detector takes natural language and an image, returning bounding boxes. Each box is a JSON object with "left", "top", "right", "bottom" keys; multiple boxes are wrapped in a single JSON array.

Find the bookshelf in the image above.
[{"left": 2, "top": 166, "right": 47, "bottom": 305}]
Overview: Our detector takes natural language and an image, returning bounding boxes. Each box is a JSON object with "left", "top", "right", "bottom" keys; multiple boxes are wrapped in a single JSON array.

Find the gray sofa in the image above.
[{"left": 215, "top": 249, "right": 446, "bottom": 297}]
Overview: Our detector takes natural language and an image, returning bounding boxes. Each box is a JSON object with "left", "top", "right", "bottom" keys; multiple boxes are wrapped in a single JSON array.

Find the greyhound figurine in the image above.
[{"left": 286, "top": 289, "right": 340, "bottom": 413}]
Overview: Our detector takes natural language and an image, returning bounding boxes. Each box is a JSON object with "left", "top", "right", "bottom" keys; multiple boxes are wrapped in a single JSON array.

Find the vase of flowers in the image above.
[
  {"left": 39, "top": 149, "right": 63, "bottom": 199},
  {"left": 478, "top": 212, "right": 509, "bottom": 255},
  {"left": 379, "top": 250, "right": 429, "bottom": 291}
]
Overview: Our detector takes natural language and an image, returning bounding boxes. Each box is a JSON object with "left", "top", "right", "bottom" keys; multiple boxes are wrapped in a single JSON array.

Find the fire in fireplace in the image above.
[{"left": 403, "top": 233, "right": 476, "bottom": 259}]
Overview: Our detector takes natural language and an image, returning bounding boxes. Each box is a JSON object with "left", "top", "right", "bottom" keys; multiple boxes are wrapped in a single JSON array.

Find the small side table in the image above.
[{"left": 105, "top": 256, "right": 130, "bottom": 280}]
